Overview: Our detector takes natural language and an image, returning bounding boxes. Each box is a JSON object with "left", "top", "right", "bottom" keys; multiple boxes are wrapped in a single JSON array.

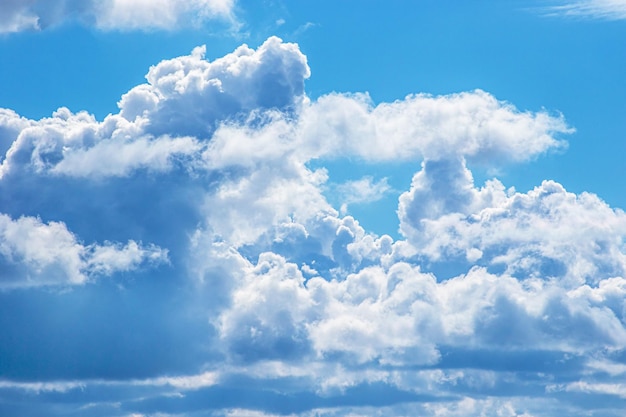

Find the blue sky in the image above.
[{"left": 0, "top": 1, "right": 625, "bottom": 416}]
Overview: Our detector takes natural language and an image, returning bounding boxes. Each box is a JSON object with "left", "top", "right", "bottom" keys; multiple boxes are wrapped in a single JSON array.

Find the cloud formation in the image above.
[
  {"left": 0, "top": 37, "right": 624, "bottom": 416},
  {"left": 0, "top": 0, "right": 236, "bottom": 33}
]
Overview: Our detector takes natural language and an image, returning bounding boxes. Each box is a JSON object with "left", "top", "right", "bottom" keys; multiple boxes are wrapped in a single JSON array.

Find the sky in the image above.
[{"left": 0, "top": 1, "right": 625, "bottom": 416}]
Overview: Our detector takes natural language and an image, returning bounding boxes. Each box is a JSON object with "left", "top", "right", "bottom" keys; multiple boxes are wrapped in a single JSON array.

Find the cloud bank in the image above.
[{"left": 1, "top": 37, "right": 624, "bottom": 417}]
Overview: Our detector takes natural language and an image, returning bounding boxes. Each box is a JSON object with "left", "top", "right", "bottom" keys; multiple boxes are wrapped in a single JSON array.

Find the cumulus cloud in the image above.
[
  {"left": 123, "top": 37, "right": 310, "bottom": 138},
  {"left": 0, "top": 0, "right": 236, "bottom": 33},
  {"left": 216, "top": 246, "right": 626, "bottom": 369},
  {"left": 0, "top": 213, "right": 167, "bottom": 287},
  {"left": 0, "top": 37, "right": 309, "bottom": 179},
  {"left": 398, "top": 157, "right": 626, "bottom": 285},
  {"left": 296, "top": 90, "right": 571, "bottom": 163},
  {"left": 0, "top": 37, "right": 625, "bottom": 417},
  {"left": 0, "top": 107, "right": 198, "bottom": 179},
  {"left": 0, "top": 38, "right": 568, "bottom": 184}
]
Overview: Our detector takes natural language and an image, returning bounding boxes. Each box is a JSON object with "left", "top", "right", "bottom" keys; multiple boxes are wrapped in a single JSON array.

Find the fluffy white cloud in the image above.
[
  {"left": 0, "top": 36, "right": 624, "bottom": 416},
  {"left": 296, "top": 90, "right": 571, "bottom": 163},
  {"left": 0, "top": 107, "right": 202, "bottom": 179},
  {"left": 0, "top": 0, "right": 236, "bottom": 33},
  {"left": 398, "top": 157, "right": 626, "bottom": 285},
  {"left": 0, "top": 213, "right": 167, "bottom": 287},
  {"left": 0, "top": 37, "right": 309, "bottom": 179},
  {"left": 546, "top": 0, "right": 626, "bottom": 20},
  {"left": 216, "top": 249, "right": 626, "bottom": 371},
  {"left": 0, "top": 38, "right": 569, "bottom": 185},
  {"left": 120, "top": 37, "right": 310, "bottom": 138}
]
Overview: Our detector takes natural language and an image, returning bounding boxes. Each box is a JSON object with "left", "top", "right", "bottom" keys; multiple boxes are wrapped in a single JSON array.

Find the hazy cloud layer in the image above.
[
  {"left": 0, "top": 0, "right": 235, "bottom": 32},
  {"left": 0, "top": 38, "right": 624, "bottom": 417}
]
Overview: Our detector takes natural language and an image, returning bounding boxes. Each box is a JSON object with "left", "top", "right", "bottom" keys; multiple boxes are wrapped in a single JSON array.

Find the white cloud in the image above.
[
  {"left": 218, "top": 399, "right": 555, "bottom": 417},
  {"left": 121, "top": 36, "right": 310, "bottom": 138},
  {"left": 398, "top": 158, "right": 626, "bottom": 286},
  {"left": 96, "top": 0, "right": 235, "bottom": 30},
  {"left": 0, "top": 36, "right": 624, "bottom": 416},
  {"left": 86, "top": 240, "right": 168, "bottom": 275},
  {"left": 0, "top": 108, "right": 201, "bottom": 179},
  {"left": 545, "top": 0, "right": 626, "bottom": 20},
  {"left": 0, "top": 0, "right": 236, "bottom": 33},
  {"left": 216, "top": 248, "right": 626, "bottom": 371},
  {"left": 0, "top": 370, "right": 218, "bottom": 393},
  {"left": 0, "top": 37, "right": 310, "bottom": 179},
  {"left": 0, "top": 108, "right": 32, "bottom": 161},
  {"left": 297, "top": 90, "right": 571, "bottom": 163},
  {"left": 0, "top": 39, "right": 569, "bottom": 189},
  {"left": 553, "top": 381, "right": 626, "bottom": 398},
  {"left": 335, "top": 176, "right": 392, "bottom": 215},
  {"left": 0, "top": 213, "right": 167, "bottom": 287}
]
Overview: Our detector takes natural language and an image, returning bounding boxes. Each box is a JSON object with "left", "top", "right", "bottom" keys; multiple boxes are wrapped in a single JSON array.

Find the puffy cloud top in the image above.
[{"left": 120, "top": 36, "right": 311, "bottom": 137}]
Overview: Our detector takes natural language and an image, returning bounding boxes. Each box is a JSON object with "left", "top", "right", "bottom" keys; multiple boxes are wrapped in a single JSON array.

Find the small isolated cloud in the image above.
[
  {"left": 544, "top": 0, "right": 626, "bottom": 20},
  {"left": 0, "top": 0, "right": 237, "bottom": 33},
  {"left": 294, "top": 21, "right": 317, "bottom": 35}
]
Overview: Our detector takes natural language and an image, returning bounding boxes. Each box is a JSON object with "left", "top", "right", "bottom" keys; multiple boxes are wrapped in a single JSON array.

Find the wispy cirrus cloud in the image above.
[
  {"left": 334, "top": 176, "right": 392, "bottom": 215},
  {"left": 543, "top": 0, "right": 626, "bottom": 20}
]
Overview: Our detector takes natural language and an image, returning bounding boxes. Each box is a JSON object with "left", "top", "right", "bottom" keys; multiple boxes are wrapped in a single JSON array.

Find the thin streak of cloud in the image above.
[{"left": 543, "top": 0, "right": 626, "bottom": 20}]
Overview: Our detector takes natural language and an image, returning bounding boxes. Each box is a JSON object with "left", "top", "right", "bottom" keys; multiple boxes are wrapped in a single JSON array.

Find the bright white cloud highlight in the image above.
[
  {"left": 0, "top": 37, "right": 310, "bottom": 179},
  {"left": 0, "top": 213, "right": 167, "bottom": 287},
  {"left": 297, "top": 91, "right": 571, "bottom": 162},
  {"left": 398, "top": 157, "right": 626, "bottom": 285}
]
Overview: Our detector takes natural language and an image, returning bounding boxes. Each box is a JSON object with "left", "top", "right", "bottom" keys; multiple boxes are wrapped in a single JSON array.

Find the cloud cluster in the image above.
[
  {"left": 0, "top": 0, "right": 235, "bottom": 33},
  {"left": 0, "top": 37, "right": 309, "bottom": 178},
  {"left": 1, "top": 37, "right": 625, "bottom": 416},
  {"left": 398, "top": 157, "right": 626, "bottom": 284}
]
